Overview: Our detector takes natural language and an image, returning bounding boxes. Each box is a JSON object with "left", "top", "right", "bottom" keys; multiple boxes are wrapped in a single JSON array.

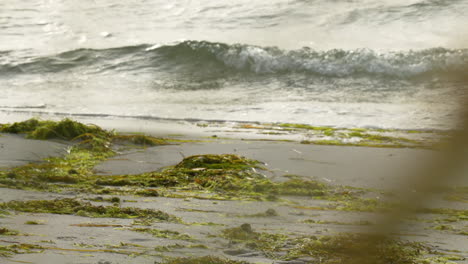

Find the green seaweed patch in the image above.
[
  {"left": 25, "top": 220, "right": 44, "bottom": 225},
  {"left": 87, "top": 196, "right": 121, "bottom": 203},
  {"left": 287, "top": 233, "right": 433, "bottom": 264},
  {"left": 443, "top": 186, "right": 468, "bottom": 203},
  {"left": 278, "top": 123, "right": 337, "bottom": 132},
  {"left": 301, "top": 139, "right": 422, "bottom": 149},
  {"left": 131, "top": 228, "right": 193, "bottom": 241},
  {"left": 175, "top": 154, "right": 260, "bottom": 170},
  {"left": 0, "top": 227, "right": 19, "bottom": 236},
  {"left": 303, "top": 219, "right": 373, "bottom": 226},
  {"left": 0, "top": 118, "right": 171, "bottom": 151},
  {"left": 418, "top": 208, "right": 468, "bottom": 222},
  {"left": 0, "top": 146, "right": 113, "bottom": 191},
  {"left": 0, "top": 118, "right": 109, "bottom": 141},
  {"left": 219, "top": 227, "right": 457, "bottom": 263},
  {"left": 330, "top": 197, "right": 396, "bottom": 212},
  {"left": 0, "top": 198, "right": 177, "bottom": 222},
  {"left": 112, "top": 134, "right": 169, "bottom": 147},
  {"left": 221, "top": 224, "right": 289, "bottom": 253},
  {"left": 0, "top": 243, "right": 44, "bottom": 257},
  {"left": 260, "top": 178, "right": 328, "bottom": 197},
  {"left": 0, "top": 209, "right": 8, "bottom": 217},
  {"left": 96, "top": 154, "right": 268, "bottom": 195},
  {"left": 157, "top": 256, "right": 250, "bottom": 264}
]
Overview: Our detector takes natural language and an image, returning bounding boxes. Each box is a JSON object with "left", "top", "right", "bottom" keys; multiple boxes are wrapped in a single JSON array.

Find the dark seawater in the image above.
[{"left": 1, "top": 0, "right": 467, "bottom": 129}]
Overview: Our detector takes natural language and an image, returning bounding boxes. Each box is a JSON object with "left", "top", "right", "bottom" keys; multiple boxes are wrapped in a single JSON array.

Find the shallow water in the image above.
[{"left": 1, "top": 0, "right": 467, "bottom": 129}]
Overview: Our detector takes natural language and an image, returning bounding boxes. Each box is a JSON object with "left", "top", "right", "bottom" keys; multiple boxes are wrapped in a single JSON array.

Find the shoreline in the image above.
[{"left": 0, "top": 112, "right": 447, "bottom": 150}]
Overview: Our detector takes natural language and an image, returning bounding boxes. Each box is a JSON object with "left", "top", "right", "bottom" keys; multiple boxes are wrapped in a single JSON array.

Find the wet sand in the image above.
[
  {"left": 96, "top": 139, "right": 438, "bottom": 191},
  {"left": 0, "top": 120, "right": 466, "bottom": 264},
  {"left": 0, "top": 133, "right": 69, "bottom": 169}
]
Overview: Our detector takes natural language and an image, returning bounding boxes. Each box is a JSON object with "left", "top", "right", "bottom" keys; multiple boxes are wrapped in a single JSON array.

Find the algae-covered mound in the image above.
[
  {"left": 0, "top": 198, "right": 177, "bottom": 221},
  {"left": 157, "top": 154, "right": 265, "bottom": 191},
  {"left": 158, "top": 256, "right": 250, "bottom": 264},
  {"left": 0, "top": 118, "right": 169, "bottom": 151},
  {"left": 175, "top": 154, "right": 259, "bottom": 170},
  {"left": 112, "top": 134, "right": 168, "bottom": 147},
  {"left": 0, "top": 118, "right": 107, "bottom": 140}
]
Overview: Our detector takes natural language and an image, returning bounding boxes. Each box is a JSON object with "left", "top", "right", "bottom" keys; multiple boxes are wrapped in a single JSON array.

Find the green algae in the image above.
[
  {"left": 278, "top": 123, "right": 337, "bottom": 133},
  {"left": 0, "top": 243, "right": 44, "bottom": 257},
  {"left": 221, "top": 224, "right": 289, "bottom": 253},
  {"left": 157, "top": 256, "right": 250, "bottom": 264},
  {"left": 234, "top": 121, "right": 437, "bottom": 148},
  {"left": 0, "top": 136, "right": 393, "bottom": 210},
  {"left": 0, "top": 119, "right": 425, "bottom": 209},
  {"left": 87, "top": 196, "right": 121, "bottom": 203},
  {"left": 0, "top": 118, "right": 109, "bottom": 141},
  {"left": 131, "top": 228, "right": 193, "bottom": 241},
  {"left": 0, "top": 118, "right": 169, "bottom": 150},
  {"left": 112, "top": 134, "right": 169, "bottom": 147},
  {"left": 286, "top": 233, "right": 433, "bottom": 264},
  {"left": 301, "top": 139, "right": 424, "bottom": 149},
  {"left": 0, "top": 198, "right": 177, "bottom": 221},
  {"left": 0, "top": 118, "right": 42, "bottom": 134},
  {"left": 0, "top": 209, "right": 8, "bottom": 217},
  {"left": 418, "top": 208, "right": 468, "bottom": 222},
  {"left": 0, "top": 144, "right": 389, "bottom": 207},
  {"left": 99, "top": 154, "right": 267, "bottom": 195},
  {"left": 443, "top": 186, "right": 468, "bottom": 203},
  {"left": 0, "top": 227, "right": 19, "bottom": 236},
  {"left": 330, "top": 197, "right": 396, "bottom": 212},
  {"left": 0, "top": 146, "right": 112, "bottom": 192},
  {"left": 0, "top": 119, "right": 169, "bottom": 194},
  {"left": 175, "top": 154, "right": 260, "bottom": 170},
  {"left": 219, "top": 225, "right": 438, "bottom": 263},
  {"left": 25, "top": 220, "right": 44, "bottom": 225}
]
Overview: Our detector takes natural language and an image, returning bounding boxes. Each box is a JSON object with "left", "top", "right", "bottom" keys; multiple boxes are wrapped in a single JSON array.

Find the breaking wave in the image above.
[{"left": 1, "top": 41, "right": 467, "bottom": 78}]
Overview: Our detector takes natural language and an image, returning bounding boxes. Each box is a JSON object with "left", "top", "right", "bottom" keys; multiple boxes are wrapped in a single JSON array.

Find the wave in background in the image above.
[
  {"left": 1, "top": 0, "right": 467, "bottom": 130},
  {"left": 1, "top": 41, "right": 468, "bottom": 79}
]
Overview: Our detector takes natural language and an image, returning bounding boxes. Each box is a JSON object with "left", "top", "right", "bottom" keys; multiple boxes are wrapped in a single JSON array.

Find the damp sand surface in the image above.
[{"left": 0, "top": 123, "right": 466, "bottom": 264}]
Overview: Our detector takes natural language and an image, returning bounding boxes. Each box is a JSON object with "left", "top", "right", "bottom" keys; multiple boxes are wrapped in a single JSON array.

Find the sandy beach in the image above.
[
  {"left": 2, "top": 1, "right": 467, "bottom": 263},
  {"left": 0, "top": 117, "right": 466, "bottom": 264}
]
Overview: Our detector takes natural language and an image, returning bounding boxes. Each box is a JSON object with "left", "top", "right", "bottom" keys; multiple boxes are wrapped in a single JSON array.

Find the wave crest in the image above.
[{"left": 1, "top": 41, "right": 467, "bottom": 78}]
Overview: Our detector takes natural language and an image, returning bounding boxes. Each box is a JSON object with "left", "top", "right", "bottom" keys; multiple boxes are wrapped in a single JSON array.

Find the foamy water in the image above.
[{"left": 1, "top": 0, "right": 467, "bottom": 129}]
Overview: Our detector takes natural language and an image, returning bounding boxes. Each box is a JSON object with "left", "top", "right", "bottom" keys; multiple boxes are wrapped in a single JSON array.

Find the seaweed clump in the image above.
[
  {"left": 0, "top": 118, "right": 173, "bottom": 193},
  {"left": 0, "top": 198, "right": 177, "bottom": 222},
  {"left": 138, "top": 154, "right": 265, "bottom": 192},
  {"left": 221, "top": 224, "right": 288, "bottom": 253},
  {"left": 0, "top": 244, "right": 44, "bottom": 257},
  {"left": 0, "top": 118, "right": 108, "bottom": 141},
  {"left": 0, "top": 227, "right": 19, "bottom": 236},
  {"left": 288, "top": 234, "right": 431, "bottom": 264},
  {"left": 0, "top": 118, "right": 168, "bottom": 150},
  {"left": 176, "top": 154, "right": 259, "bottom": 170},
  {"left": 112, "top": 134, "right": 168, "bottom": 147},
  {"left": 131, "top": 228, "right": 192, "bottom": 241},
  {"left": 220, "top": 226, "right": 436, "bottom": 263}
]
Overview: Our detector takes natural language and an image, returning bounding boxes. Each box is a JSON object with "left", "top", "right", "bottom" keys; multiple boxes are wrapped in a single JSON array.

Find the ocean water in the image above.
[{"left": 1, "top": 0, "right": 467, "bottom": 130}]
